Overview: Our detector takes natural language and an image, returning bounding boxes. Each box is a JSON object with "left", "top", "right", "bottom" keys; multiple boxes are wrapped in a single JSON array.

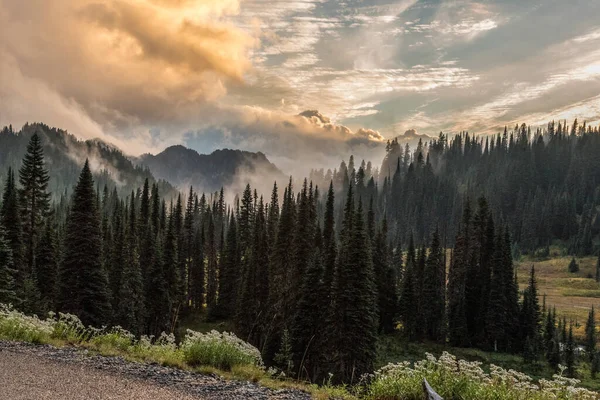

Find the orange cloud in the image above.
[{"left": 0, "top": 0, "right": 257, "bottom": 140}]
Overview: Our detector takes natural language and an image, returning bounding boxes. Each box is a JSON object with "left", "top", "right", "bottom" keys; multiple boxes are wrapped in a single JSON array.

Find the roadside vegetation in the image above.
[{"left": 3, "top": 303, "right": 600, "bottom": 400}]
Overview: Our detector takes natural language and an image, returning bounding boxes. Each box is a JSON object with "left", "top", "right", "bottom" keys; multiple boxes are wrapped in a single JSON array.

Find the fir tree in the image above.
[
  {"left": 565, "top": 323, "right": 576, "bottom": 378},
  {"left": 265, "top": 179, "right": 296, "bottom": 362},
  {"left": 596, "top": 252, "right": 600, "bottom": 283},
  {"left": 327, "top": 191, "right": 378, "bottom": 383},
  {"left": 206, "top": 213, "right": 218, "bottom": 315},
  {"left": 34, "top": 218, "right": 59, "bottom": 310},
  {"left": 448, "top": 232, "right": 469, "bottom": 347},
  {"left": 399, "top": 236, "right": 418, "bottom": 340},
  {"left": 0, "top": 220, "right": 16, "bottom": 304},
  {"left": 189, "top": 227, "right": 204, "bottom": 310},
  {"left": 163, "top": 211, "right": 180, "bottom": 329},
  {"left": 423, "top": 229, "right": 446, "bottom": 342},
  {"left": 57, "top": 160, "right": 111, "bottom": 327},
  {"left": 18, "top": 132, "right": 51, "bottom": 276},
  {"left": 146, "top": 231, "right": 170, "bottom": 335},
  {"left": 374, "top": 218, "right": 397, "bottom": 334},
  {"left": 117, "top": 196, "right": 145, "bottom": 334},
  {"left": 568, "top": 257, "right": 579, "bottom": 273},
  {"left": 322, "top": 182, "right": 337, "bottom": 293},
  {"left": 585, "top": 307, "right": 596, "bottom": 362},
  {"left": 1, "top": 168, "right": 23, "bottom": 295},
  {"left": 520, "top": 266, "right": 541, "bottom": 363},
  {"left": 218, "top": 213, "right": 239, "bottom": 318},
  {"left": 291, "top": 248, "right": 325, "bottom": 381}
]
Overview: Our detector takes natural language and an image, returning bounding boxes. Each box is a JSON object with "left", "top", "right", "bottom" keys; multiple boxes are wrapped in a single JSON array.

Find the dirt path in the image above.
[{"left": 0, "top": 341, "right": 309, "bottom": 400}]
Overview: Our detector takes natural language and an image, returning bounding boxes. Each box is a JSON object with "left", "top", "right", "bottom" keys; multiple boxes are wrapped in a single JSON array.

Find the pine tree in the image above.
[
  {"left": 117, "top": 196, "right": 145, "bottom": 334},
  {"left": 521, "top": 266, "right": 541, "bottom": 363},
  {"left": 265, "top": 180, "right": 296, "bottom": 362},
  {"left": 205, "top": 212, "right": 218, "bottom": 315},
  {"left": 146, "top": 231, "right": 170, "bottom": 335},
  {"left": 423, "top": 229, "right": 446, "bottom": 342},
  {"left": 172, "top": 194, "right": 185, "bottom": 304},
  {"left": 290, "top": 180, "right": 315, "bottom": 318},
  {"left": 569, "top": 257, "right": 579, "bottom": 273},
  {"left": 327, "top": 191, "right": 378, "bottom": 383},
  {"left": 585, "top": 307, "right": 596, "bottom": 362},
  {"left": 291, "top": 248, "right": 325, "bottom": 381},
  {"left": 189, "top": 227, "right": 204, "bottom": 310},
  {"left": 448, "top": 232, "right": 469, "bottom": 347},
  {"left": 57, "top": 160, "right": 111, "bottom": 327},
  {"left": 163, "top": 211, "right": 181, "bottom": 329},
  {"left": 34, "top": 218, "right": 59, "bottom": 310},
  {"left": 1, "top": 168, "right": 23, "bottom": 296},
  {"left": 565, "top": 323, "right": 576, "bottom": 378},
  {"left": 486, "top": 229, "right": 506, "bottom": 351},
  {"left": 399, "top": 236, "right": 418, "bottom": 340},
  {"left": 373, "top": 218, "right": 397, "bottom": 334},
  {"left": 274, "top": 328, "right": 294, "bottom": 376},
  {"left": 218, "top": 213, "right": 239, "bottom": 318},
  {"left": 322, "top": 182, "right": 337, "bottom": 293},
  {"left": 239, "top": 184, "right": 254, "bottom": 251},
  {"left": 18, "top": 133, "right": 51, "bottom": 277},
  {"left": 185, "top": 187, "right": 199, "bottom": 306},
  {"left": 596, "top": 252, "right": 600, "bottom": 283},
  {"left": 544, "top": 307, "right": 557, "bottom": 364},
  {"left": 0, "top": 220, "right": 17, "bottom": 304},
  {"left": 236, "top": 198, "right": 269, "bottom": 344}
]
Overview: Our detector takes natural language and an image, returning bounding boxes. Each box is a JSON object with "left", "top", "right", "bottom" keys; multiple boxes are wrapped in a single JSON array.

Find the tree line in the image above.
[{"left": 1, "top": 126, "right": 600, "bottom": 384}]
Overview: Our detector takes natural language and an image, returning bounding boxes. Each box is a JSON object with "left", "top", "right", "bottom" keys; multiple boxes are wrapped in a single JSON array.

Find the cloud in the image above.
[
  {"left": 0, "top": 0, "right": 257, "bottom": 151},
  {"left": 184, "top": 106, "right": 386, "bottom": 175}
]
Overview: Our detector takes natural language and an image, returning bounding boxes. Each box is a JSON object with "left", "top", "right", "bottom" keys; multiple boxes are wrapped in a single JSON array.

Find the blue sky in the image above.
[
  {"left": 2, "top": 0, "right": 600, "bottom": 173},
  {"left": 231, "top": 0, "right": 600, "bottom": 135}
]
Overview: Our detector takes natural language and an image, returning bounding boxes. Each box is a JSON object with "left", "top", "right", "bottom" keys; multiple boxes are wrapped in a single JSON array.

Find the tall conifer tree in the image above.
[{"left": 57, "top": 160, "right": 111, "bottom": 327}]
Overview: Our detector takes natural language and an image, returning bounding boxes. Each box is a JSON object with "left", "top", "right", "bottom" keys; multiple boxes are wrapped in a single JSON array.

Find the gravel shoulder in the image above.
[{"left": 0, "top": 341, "right": 311, "bottom": 400}]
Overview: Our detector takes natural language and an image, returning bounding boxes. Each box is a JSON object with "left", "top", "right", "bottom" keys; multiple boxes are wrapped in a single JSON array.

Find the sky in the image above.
[{"left": 2, "top": 0, "right": 600, "bottom": 173}]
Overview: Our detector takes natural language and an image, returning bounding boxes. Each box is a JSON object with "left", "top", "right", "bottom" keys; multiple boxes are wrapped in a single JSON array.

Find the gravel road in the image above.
[{"left": 0, "top": 341, "right": 311, "bottom": 400}]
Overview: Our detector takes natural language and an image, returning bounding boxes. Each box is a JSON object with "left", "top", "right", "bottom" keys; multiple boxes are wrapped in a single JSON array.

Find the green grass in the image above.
[
  {"left": 515, "top": 255, "right": 600, "bottom": 339},
  {"left": 182, "top": 330, "right": 263, "bottom": 370}
]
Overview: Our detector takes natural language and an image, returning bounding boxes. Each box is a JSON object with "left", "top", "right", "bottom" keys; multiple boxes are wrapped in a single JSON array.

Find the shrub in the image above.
[
  {"left": 90, "top": 327, "right": 135, "bottom": 352},
  {"left": 367, "top": 352, "right": 599, "bottom": 400},
  {"left": 131, "top": 332, "right": 184, "bottom": 367},
  {"left": 0, "top": 304, "right": 53, "bottom": 343},
  {"left": 50, "top": 312, "right": 91, "bottom": 342},
  {"left": 182, "top": 329, "right": 263, "bottom": 371}
]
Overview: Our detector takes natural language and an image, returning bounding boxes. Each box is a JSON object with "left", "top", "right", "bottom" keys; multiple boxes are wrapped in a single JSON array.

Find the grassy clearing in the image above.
[{"left": 515, "top": 255, "right": 600, "bottom": 339}]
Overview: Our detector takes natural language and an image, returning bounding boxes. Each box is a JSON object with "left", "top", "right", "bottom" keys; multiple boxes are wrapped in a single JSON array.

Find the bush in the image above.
[
  {"left": 90, "top": 327, "right": 135, "bottom": 352},
  {"left": 51, "top": 312, "right": 92, "bottom": 342},
  {"left": 0, "top": 304, "right": 53, "bottom": 343},
  {"left": 131, "top": 332, "right": 184, "bottom": 367},
  {"left": 182, "top": 329, "right": 263, "bottom": 371},
  {"left": 367, "top": 352, "right": 598, "bottom": 400}
]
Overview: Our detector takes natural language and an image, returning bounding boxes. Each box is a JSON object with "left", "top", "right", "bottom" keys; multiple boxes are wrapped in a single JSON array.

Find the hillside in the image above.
[
  {"left": 139, "top": 145, "right": 284, "bottom": 193},
  {"left": 0, "top": 123, "right": 177, "bottom": 199}
]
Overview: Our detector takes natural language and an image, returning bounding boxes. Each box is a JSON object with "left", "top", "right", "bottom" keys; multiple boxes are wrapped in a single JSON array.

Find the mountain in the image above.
[
  {"left": 394, "top": 129, "right": 433, "bottom": 144},
  {"left": 0, "top": 123, "right": 178, "bottom": 199},
  {"left": 139, "top": 145, "right": 284, "bottom": 194}
]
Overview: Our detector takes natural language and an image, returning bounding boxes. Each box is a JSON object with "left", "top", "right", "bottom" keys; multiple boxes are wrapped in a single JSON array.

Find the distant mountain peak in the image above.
[
  {"left": 397, "top": 129, "right": 432, "bottom": 140},
  {"left": 139, "top": 145, "right": 284, "bottom": 193}
]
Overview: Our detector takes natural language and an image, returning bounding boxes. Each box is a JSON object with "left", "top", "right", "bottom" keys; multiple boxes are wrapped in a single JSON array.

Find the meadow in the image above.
[{"left": 515, "top": 253, "right": 600, "bottom": 339}]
